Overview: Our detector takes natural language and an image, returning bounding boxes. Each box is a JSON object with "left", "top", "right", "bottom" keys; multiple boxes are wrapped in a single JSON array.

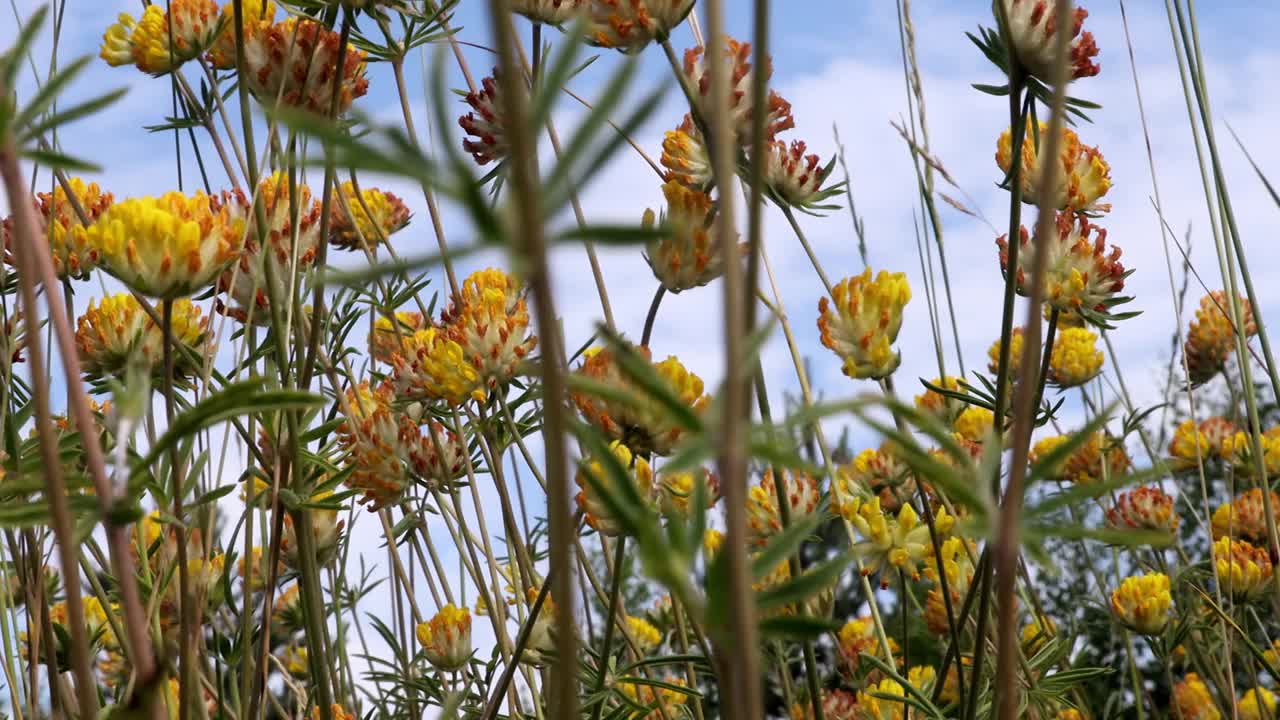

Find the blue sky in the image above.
[{"left": 4, "top": 0, "right": 1280, "bottom": 694}]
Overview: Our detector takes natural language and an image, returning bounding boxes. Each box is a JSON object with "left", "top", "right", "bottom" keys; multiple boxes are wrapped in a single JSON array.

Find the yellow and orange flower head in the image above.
[
  {"left": 1239, "top": 688, "right": 1278, "bottom": 720},
  {"left": 1169, "top": 416, "right": 1236, "bottom": 470},
  {"left": 661, "top": 115, "right": 714, "bottom": 190},
  {"left": 1105, "top": 486, "right": 1178, "bottom": 535},
  {"left": 819, "top": 268, "right": 912, "bottom": 381},
  {"left": 309, "top": 705, "right": 356, "bottom": 720},
  {"left": 681, "top": 37, "right": 794, "bottom": 145},
  {"left": 336, "top": 382, "right": 424, "bottom": 508},
  {"left": 790, "top": 689, "right": 859, "bottom": 720},
  {"left": 844, "top": 495, "right": 952, "bottom": 587},
  {"left": 988, "top": 326, "right": 1027, "bottom": 375},
  {"left": 923, "top": 537, "right": 976, "bottom": 635},
  {"left": 745, "top": 469, "right": 821, "bottom": 547},
  {"left": 238, "top": 546, "right": 281, "bottom": 594},
  {"left": 391, "top": 327, "right": 485, "bottom": 406},
  {"left": 763, "top": 139, "right": 836, "bottom": 209},
  {"left": 1171, "top": 674, "right": 1221, "bottom": 720},
  {"left": 281, "top": 491, "right": 345, "bottom": 570},
  {"left": 459, "top": 70, "right": 509, "bottom": 166},
  {"left": 1220, "top": 427, "right": 1280, "bottom": 479},
  {"left": 101, "top": 0, "right": 221, "bottom": 74},
  {"left": 571, "top": 345, "right": 710, "bottom": 456},
  {"left": 1020, "top": 615, "right": 1057, "bottom": 656},
  {"left": 587, "top": 0, "right": 695, "bottom": 52},
  {"left": 998, "top": 212, "right": 1130, "bottom": 325},
  {"left": 1213, "top": 536, "right": 1273, "bottom": 602},
  {"left": 513, "top": 0, "right": 585, "bottom": 23},
  {"left": 853, "top": 678, "right": 906, "bottom": 720},
  {"left": 953, "top": 406, "right": 995, "bottom": 444},
  {"left": 416, "top": 603, "right": 472, "bottom": 671},
  {"left": 242, "top": 17, "right": 369, "bottom": 114},
  {"left": 440, "top": 268, "right": 538, "bottom": 388},
  {"left": 998, "top": 0, "right": 1100, "bottom": 82},
  {"left": 575, "top": 441, "right": 656, "bottom": 536},
  {"left": 836, "top": 444, "right": 915, "bottom": 514},
  {"left": 330, "top": 182, "right": 411, "bottom": 251},
  {"left": 3, "top": 177, "right": 113, "bottom": 280},
  {"left": 658, "top": 468, "right": 719, "bottom": 517},
  {"left": 1110, "top": 572, "right": 1172, "bottom": 636},
  {"left": 216, "top": 173, "right": 322, "bottom": 324},
  {"left": 76, "top": 294, "right": 208, "bottom": 380},
  {"left": 1031, "top": 432, "right": 1130, "bottom": 485},
  {"left": 85, "top": 191, "right": 244, "bottom": 299},
  {"left": 996, "top": 120, "right": 1112, "bottom": 214},
  {"left": 644, "top": 181, "right": 737, "bottom": 293},
  {"left": 271, "top": 583, "right": 305, "bottom": 634},
  {"left": 369, "top": 311, "right": 429, "bottom": 364},
  {"left": 1048, "top": 326, "right": 1104, "bottom": 388},
  {"left": 1184, "top": 291, "right": 1257, "bottom": 384},
  {"left": 837, "top": 615, "right": 898, "bottom": 675},
  {"left": 914, "top": 376, "right": 964, "bottom": 425},
  {"left": 625, "top": 615, "right": 662, "bottom": 655},
  {"left": 618, "top": 677, "right": 690, "bottom": 720},
  {"left": 1211, "top": 488, "right": 1280, "bottom": 544},
  {"left": 208, "top": 0, "right": 276, "bottom": 70}
]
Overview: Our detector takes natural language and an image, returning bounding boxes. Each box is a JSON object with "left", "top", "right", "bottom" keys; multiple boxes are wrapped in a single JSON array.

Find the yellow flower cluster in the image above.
[
  {"left": 575, "top": 441, "right": 656, "bottom": 536},
  {"left": 1220, "top": 427, "right": 1280, "bottom": 479},
  {"left": 101, "top": 0, "right": 221, "bottom": 74},
  {"left": 207, "top": 0, "right": 276, "bottom": 70},
  {"left": 588, "top": 0, "right": 696, "bottom": 52},
  {"left": 745, "top": 469, "right": 822, "bottom": 547},
  {"left": 643, "top": 181, "right": 735, "bottom": 293},
  {"left": 242, "top": 17, "right": 369, "bottom": 114},
  {"left": 1169, "top": 416, "right": 1236, "bottom": 470},
  {"left": 1213, "top": 536, "right": 1274, "bottom": 602},
  {"left": 996, "top": 120, "right": 1112, "bottom": 214},
  {"left": 836, "top": 444, "right": 915, "bottom": 513},
  {"left": 1173, "top": 674, "right": 1221, "bottom": 720},
  {"left": 75, "top": 294, "right": 208, "bottom": 380},
  {"left": 369, "top": 311, "right": 430, "bottom": 364},
  {"left": 818, "top": 268, "right": 912, "bottom": 381},
  {"left": 2, "top": 177, "right": 113, "bottom": 280},
  {"left": 1184, "top": 291, "right": 1256, "bottom": 384},
  {"left": 844, "top": 496, "right": 953, "bottom": 587},
  {"left": 1048, "top": 326, "right": 1104, "bottom": 387},
  {"left": 417, "top": 604, "right": 472, "bottom": 671},
  {"left": 1030, "top": 432, "right": 1131, "bottom": 484},
  {"left": 658, "top": 468, "right": 718, "bottom": 518},
  {"left": 661, "top": 115, "right": 712, "bottom": 190},
  {"left": 998, "top": 212, "right": 1129, "bottom": 325},
  {"left": 1110, "top": 572, "right": 1172, "bottom": 635},
  {"left": 1211, "top": 488, "right": 1280, "bottom": 545},
  {"left": 1105, "top": 487, "right": 1179, "bottom": 536},
  {"left": 330, "top": 182, "right": 411, "bottom": 251},
  {"left": 680, "top": 37, "right": 794, "bottom": 145}
]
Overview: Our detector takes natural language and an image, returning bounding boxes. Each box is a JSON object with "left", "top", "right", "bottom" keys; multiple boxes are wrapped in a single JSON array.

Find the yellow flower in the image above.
[
  {"left": 999, "top": 212, "right": 1130, "bottom": 326},
  {"left": 460, "top": 70, "right": 508, "bottom": 165},
  {"left": 216, "top": 173, "right": 321, "bottom": 324},
  {"left": 1169, "top": 417, "right": 1236, "bottom": 470},
  {"left": 369, "top": 311, "right": 429, "bottom": 364},
  {"left": 790, "top": 689, "right": 858, "bottom": 720},
  {"left": 1048, "top": 326, "right": 1104, "bottom": 387},
  {"left": 835, "top": 444, "right": 916, "bottom": 514},
  {"left": 76, "top": 294, "right": 208, "bottom": 380},
  {"left": 1213, "top": 536, "right": 1274, "bottom": 602},
  {"left": 575, "top": 441, "right": 656, "bottom": 537},
  {"left": 998, "top": 0, "right": 1100, "bottom": 82},
  {"left": 763, "top": 139, "right": 834, "bottom": 208},
  {"left": 1184, "top": 290, "right": 1255, "bottom": 384},
  {"left": 513, "top": 0, "right": 585, "bottom": 24},
  {"left": 242, "top": 18, "right": 368, "bottom": 114},
  {"left": 680, "top": 37, "right": 794, "bottom": 144},
  {"left": 208, "top": 0, "right": 276, "bottom": 70},
  {"left": 844, "top": 496, "right": 951, "bottom": 586},
  {"left": 1211, "top": 488, "right": 1280, "bottom": 544},
  {"left": 1021, "top": 614, "right": 1057, "bottom": 654},
  {"left": 272, "top": 584, "right": 305, "bottom": 634},
  {"left": 745, "top": 469, "right": 822, "bottom": 547},
  {"left": 626, "top": 615, "right": 662, "bottom": 655},
  {"left": 417, "top": 603, "right": 472, "bottom": 671},
  {"left": 953, "top": 406, "right": 995, "bottom": 443},
  {"left": 330, "top": 182, "right": 411, "bottom": 251},
  {"left": 85, "top": 191, "right": 244, "bottom": 299},
  {"left": 101, "top": 1, "right": 221, "bottom": 74},
  {"left": 441, "top": 268, "right": 538, "bottom": 388},
  {"left": 819, "top": 268, "right": 912, "bottom": 380},
  {"left": 907, "top": 666, "right": 937, "bottom": 697},
  {"left": 3, "top": 177, "right": 113, "bottom": 280},
  {"left": 391, "top": 327, "right": 485, "bottom": 405},
  {"left": 701, "top": 528, "right": 724, "bottom": 559},
  {"left": 281, "top": 491, "right": 345, "bottom": 570},
  {"left": 1172, "top": 674, "right": 1220, "bottom": 720},
  {"left": 1031, "top": 432, "right": 1130, "bottom": 484},
  {"left": 914, "top": 376, "right": 964, "bottom": 424},
  {"left": 1105, "top": 487, "right": 1179, "bottom": 536},
  {"left": 922, "top": 537, "right": 976, "bottom": 635},
  {"left": 1220, "top": 427, "right": 1280, "bottom": 479},
  {"left": 588, "top": 0, "right": 696, "bottom": 52},
  {"left": 658, "top": 468, "right": 718, "bottom": 517},
  {"left": 238, "top": 546, "right": 280, "bottom": 594},
  {"left": 1055, "top": 711, "right": 1086, "bottom": 720},
  {"left": 661, "top": 115, "right": 713, "bottom": 190},
  {"left": 309, "top": 705, "right": 356, "bottom": 720},
  {"left": 618, "top": 676, "right": 689, "bottom": 719},
  {"left": 854, "top": 678, "right": 906, "bottom": 720},
  {"left": 1264, "top": 638, "right": 1280, "bottom": 675},
  {"left": 837, "top": 616, "right": 897, "bottom": 674},
  {"left": 644, "top": 181, "right": 737, "bottom": 293},
  {"left": 571, "top": 345, "right": 710, "bottom": 456},
  {"left": 282, "top": 644, "right": 309, "bottom": 677},
  {"left": 996, "top": 120, "right": 1111, "bottom": 214},
  {"left": 1239, "top": 688, "right": 1278, "bottom": 720},
  {"left": 1110, "top": 573, "right": 1172, "bottom": 635},
  {"left": 988, "top": 326, "right": 1026, "bottom": 375}
]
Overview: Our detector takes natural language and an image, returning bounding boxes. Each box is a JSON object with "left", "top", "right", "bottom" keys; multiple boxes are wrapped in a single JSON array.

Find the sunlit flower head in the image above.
[
  {"left": 658, "top": 468, "right": 719, "bottom": 517},
  {"left": 745, "top": 469, "right": 821, "bottom": 547},
  {"left": 1220, "top": 427, "right": 1280, "bottom": 479},
  {"left": 369, "top": 311, "right": 430, "bottom": 364},
  {"left": 835, "top": 444, "right": 916, "bottom": 514},
  {"left": 76, "top": 294, "right": 208, "bottom": 381},
  {"left": 1211, "top": 488, "right": 1280, "bottom": 545},
  {"left": 281, "top": 491, "right": 345, "bottom": 570},
  {"left": 1110, "top": 572, "right": 1171, "bottom": 636},
  {"left": 763, "top": 139, "right": 835, "bottom": 209},
  {"left": 85, "top": 191, "right": 244, "bottom": 299},
  {"left": 996, "top": 120, "right": 1111, "bottom": 214},
  {"left": 837, "top": 615, "right": 897, "bottom": 675},
  {"left": 844, "top": 495, "right": 953, "bottom": 587},
  {"left": 391, "top": 327, "right": 485, "bottom": 405},
  {"left": 587, "top": 0, "right": 696, "bottom": 52},
  {"left": 101, "top": 1, "right": 221, "bottom": 74},
  {"left": 625, "top": 615, "right": 662, "bottom": 655},
  {"left": 417, "top": 603, "right": 472, "bottom": 671},
  {"left": 208, "top": 0, "right": 276, "bottom": 69},
  {"left": 998, "top": 212, "right": 1130, "bottom": 326},
  {"left": 1239, "top": 688, "right": 1278, "bottom": 720},
  {"left": 1048, "top": 326, "right": 1104, "bottom": 388},
  {"left": 988, "top": 326, "right": 1027, "bottom": 376},
  {"left": 216, "top": 173, "right": 322, "bottom": 324},
  {"left": 681, "top": 37, "right": 794, "bottom": 145},
  {"left": 440, "top": 268, "right": 538, "bottom": 388},
  {"left": 661, "top": 115, "right": 713, "bottom": 190},
  {"left": 459, "top": 69, "right": 509, "bottom": 166},
  {"left": 953, "top": 406, "right": 995, "bottom": 444},
  {"left": 854, "top": 678, "right": 906, "bottom": 720},
  {"left": 1213, "top": 536, "right": 1273, "bottom": 602},
  {"left": 618, "top": 677, "right": 689, "bottom": 719},
  {"left": 998, "top": 0, "right": 1100, "bottom": 82},
  {"left": 575, "top": 441, "right": 656, "bottom": 536},
  {"left": 512, "top": 0, "right": 585, "bottom": 23},
  {"left": 242, "top": 18, "right": 369, "bottom": 114},
  {"left": 643, "top": 181, "right": 738, "bottom": 293},
  {"left": 572, "top": 345, "right": 710, "bottom": 456},
  {"left": 818, "top": 268, "right": 912, "bottom": 381},
  {"left": 1031, "top": 432, "right": 1130, "bottom": 484},
  {"left": 1169, "top": 416, "right": 1235, "bottom": 470},
  {"left": 914, "top": 376, "right": 964, "bottom": 425},
  {"left": 1105, "top": 486, "right": 1178, "bottom": 536},
  {"left": 330, "top": 182, "right": 411, "bottom": 251},
  {"left": 1184, "top": 291, "right": 1256, "bottom": 384},
  {"left": 3, "top": 177, "right": 113, "bottom": 280},
  {"left": 1172, "top": 674, "right": 1220, "bottom": 720},
  {"left": 790, "top": 689, "right": 858, "bottom": 720}
]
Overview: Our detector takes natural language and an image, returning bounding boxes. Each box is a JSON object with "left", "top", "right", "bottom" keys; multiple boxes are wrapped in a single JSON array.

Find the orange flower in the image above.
[
  {"left": 101, "top": 1, "right": 221, "bottom": 74},
  {"left": 745, "top": 469, "right": 821, "bottom": 547},
  {"left": 1105, "top": 487, "right": 1179, "bottom": 536},
  {"left": 661, "top": 115, "right": 713, "bottom": 190},
  {"left": 76, "top": 294, "right": 208, "bottom": 380},
  {"left": 1184, "top": 291, "right": 1255, "bottom": 384},
  {"left": 369, "top": 311, "right": 430, "bottom": 364},
  {"left": 440, "top": 268, "right": 538, "bottom": 389},
  {"left": 681, "top": 37, "right": 794, "bottom": 145},
  {"left": 818, "top": 269, "right": 912, "bottom": 380},
  {"left": 1210, "top": 488, "right": 1280, "bottom": 544},
  {"left": 763, "top": 139, "right": 836, "bottom": 209},
  {"left": 329, "top": 183, "right": 411, "bottom": 251},
  {"left": 207, "top": 0, "right": 276, "bottom": 70},
  {"left": 643, "top": 181, "right": 737, "bottom": 293},
  {"left": 588, "top": 0, "right": 696, "bottom": 52},
  {"left": 998, "top": 212, "right": 1130, "bottom": 326}
]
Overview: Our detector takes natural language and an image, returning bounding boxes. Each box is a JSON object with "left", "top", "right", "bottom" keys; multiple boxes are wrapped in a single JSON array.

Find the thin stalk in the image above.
[
  {"left": 587, "top": 538, "right": 627, "bottom": 720},
  {"left": 641, "top": 285, "right": 666, "bottom": 348},
  {"left": 163, "top": 299, "right": 198, "bottom": 720}
]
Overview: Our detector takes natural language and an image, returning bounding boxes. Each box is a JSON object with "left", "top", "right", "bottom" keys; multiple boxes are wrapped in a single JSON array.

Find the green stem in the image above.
[{"left": 588, "top": 538, "right": 627, "bottom": 720}]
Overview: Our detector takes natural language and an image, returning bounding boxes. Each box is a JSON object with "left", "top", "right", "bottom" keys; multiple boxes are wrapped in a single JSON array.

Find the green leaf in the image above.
[
  {"left": 750, "top": 512, "right": 821, "bottom": 580},
  {"left": 19, "top": 147, "right": 99, "bottom": 173},
  {"left": 13, "top": 55, "right": 91, "bottom": 133},
  {"left": 758, "top": 614, "right": 841, "bottom": 640},
  {"left": 21, "top": 88, "right": 126, "bottom": 143},
  {"left": 1, "top": 6, "right": 48, "bottom": 92}
]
